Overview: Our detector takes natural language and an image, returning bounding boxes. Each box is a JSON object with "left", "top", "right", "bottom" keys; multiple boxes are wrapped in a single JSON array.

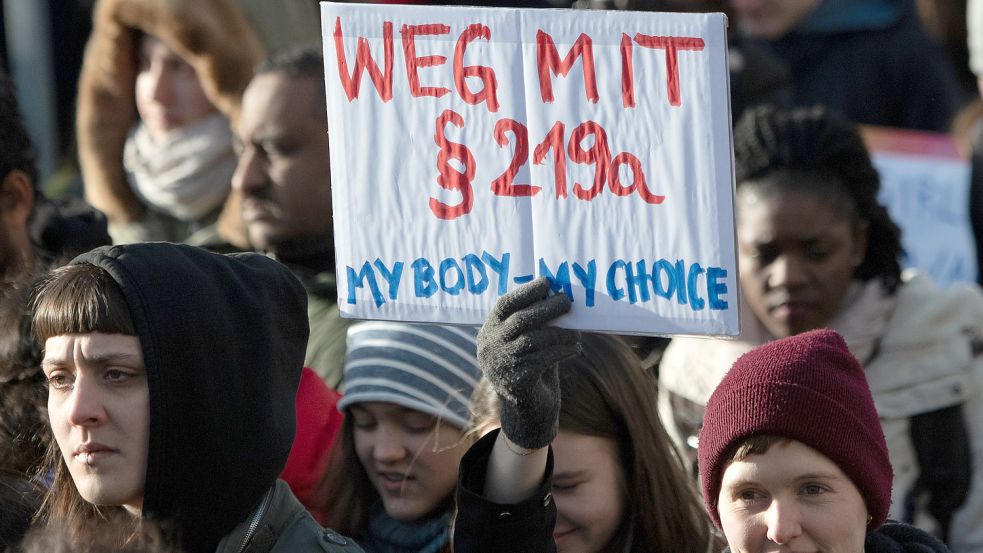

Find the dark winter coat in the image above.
[
  {"left": 720, "top": 521, "right": 950, "bottom": 552},
  {"left": 761, "top": 0, "right": 963, "bottom": 131},
  {"left": 217, "top": 480, "right": 362, "bottom": 553},
  {"left": 453, "top": 430, "right": 556, "bottom": 553}
]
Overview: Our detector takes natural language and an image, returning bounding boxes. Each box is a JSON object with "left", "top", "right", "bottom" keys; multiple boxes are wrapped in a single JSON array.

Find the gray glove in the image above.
[{"left": 477, "top": 277, "right": 581, "bottom": 449}]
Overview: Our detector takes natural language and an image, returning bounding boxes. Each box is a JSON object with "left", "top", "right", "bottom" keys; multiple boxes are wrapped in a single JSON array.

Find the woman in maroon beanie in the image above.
[{"left": 699, "top": 328, "right": 950, "bottom": 553}]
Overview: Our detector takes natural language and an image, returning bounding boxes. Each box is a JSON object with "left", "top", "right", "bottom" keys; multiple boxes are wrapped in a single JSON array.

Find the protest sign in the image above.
[
  {"left": 862, "top": 126, "right": 978, "bottom": 286},
  {"left": 321, "top": 2, "right": 738, "bottom": 335}
]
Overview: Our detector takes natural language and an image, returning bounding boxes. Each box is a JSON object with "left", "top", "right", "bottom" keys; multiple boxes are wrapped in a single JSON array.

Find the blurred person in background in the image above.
[
  {"left": 729, "top": 0, "right": 963, "bottom": 131},
  {"left": 0, "top": 68, "right": 109, "bottom": 282},
  {"left": 961, "top": 0, "right": 983, "bottom": 286},
  {"left": 233, "top": 47, "right": 351, "bottom": 389},
  {"left": 76, "top": 0, "right": 320, "bottom": 249},
  {"left": 571, "top": 0, "right": 794, "bottom": 122},
  {"left": 77, "top": 0, "right": 261, "bottom": 247}
]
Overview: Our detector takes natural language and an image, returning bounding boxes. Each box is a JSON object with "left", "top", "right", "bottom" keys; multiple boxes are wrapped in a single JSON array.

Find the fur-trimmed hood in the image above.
[{"left": 77, "top": 0, "right": 264, "bottom": 246}]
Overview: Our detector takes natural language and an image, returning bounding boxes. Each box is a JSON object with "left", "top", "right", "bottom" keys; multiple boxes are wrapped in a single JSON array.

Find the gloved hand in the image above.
[{"left": 477, "top": 277, "right": 581, "bottom": 449}]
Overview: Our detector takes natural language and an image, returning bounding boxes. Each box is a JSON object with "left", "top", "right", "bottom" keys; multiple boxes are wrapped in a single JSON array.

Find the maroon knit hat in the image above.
[{"left": 697, "top": 329, "right": 892, "bottom": 529}]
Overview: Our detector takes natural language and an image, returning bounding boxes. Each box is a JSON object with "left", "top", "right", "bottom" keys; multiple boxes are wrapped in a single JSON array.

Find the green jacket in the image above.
[
  {"left": 303, "top": 270, "right": 351, "bottom": 390},
  {"left": 217, "top": 480, "right": 364, "bottom": 553}
]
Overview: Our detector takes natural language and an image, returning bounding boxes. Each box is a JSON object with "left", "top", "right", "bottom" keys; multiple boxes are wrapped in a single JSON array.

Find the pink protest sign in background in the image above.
[{"left": 322, "top": 2, "right": 738, "bottom": 336}]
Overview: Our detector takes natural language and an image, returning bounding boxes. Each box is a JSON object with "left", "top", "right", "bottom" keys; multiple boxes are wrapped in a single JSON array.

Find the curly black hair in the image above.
[
  {"left": 733, "top": 105, "right": 903, "bottom": 292},
  {"left": 0, "top": 69, "right": 38, "bottom": 189}
]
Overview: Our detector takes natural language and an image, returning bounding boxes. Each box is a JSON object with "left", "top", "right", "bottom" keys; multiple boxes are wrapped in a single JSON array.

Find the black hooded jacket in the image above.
[{"left": 72, "top": 243, "right": 309, "bottom": 553}]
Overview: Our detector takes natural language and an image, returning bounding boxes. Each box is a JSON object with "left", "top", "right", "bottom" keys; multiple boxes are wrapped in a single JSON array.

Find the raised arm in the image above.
[{"left": 476, "top": 277, "right": 580, "bottom": 503}]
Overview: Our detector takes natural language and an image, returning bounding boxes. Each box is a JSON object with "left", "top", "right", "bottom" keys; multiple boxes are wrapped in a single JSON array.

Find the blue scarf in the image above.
[{"left": 361, "top": 503, "right": 451, "bottom": 553}]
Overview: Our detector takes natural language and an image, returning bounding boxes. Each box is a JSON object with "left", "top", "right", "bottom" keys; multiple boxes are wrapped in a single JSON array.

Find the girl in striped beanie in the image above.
[{"left": 317, "top": 322, "right": 481, "bottom": 553}]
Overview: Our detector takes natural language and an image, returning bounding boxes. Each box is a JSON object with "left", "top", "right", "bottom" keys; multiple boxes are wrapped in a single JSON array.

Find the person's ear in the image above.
[
  {"left": 851, "top": 219, "right": 870, "bottom": 269},
  {"left": 0, "top": 170, "right": 35, "bottom": 223}
]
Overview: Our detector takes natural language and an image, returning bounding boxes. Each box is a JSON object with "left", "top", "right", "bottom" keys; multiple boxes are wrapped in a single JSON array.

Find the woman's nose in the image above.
[
  {"left": 66, "top": 376, "right": 108, "bottom": 427},
  {"left": 767, "top": 253, "right": 809, "bottom": 290},
  {"left": 371, "top": 427, "right": 408, "bottom": 463},
  {"left": 765, "top": 499, "right": 803, "bottom": 544}
]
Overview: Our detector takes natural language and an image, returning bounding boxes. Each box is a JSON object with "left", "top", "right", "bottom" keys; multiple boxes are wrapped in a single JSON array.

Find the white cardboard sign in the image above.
[{"left": 322, "top": 2, "right": 738, "bottom": 336}]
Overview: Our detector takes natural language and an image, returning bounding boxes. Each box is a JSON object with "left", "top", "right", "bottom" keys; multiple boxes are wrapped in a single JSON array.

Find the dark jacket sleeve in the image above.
[
  {"left": 452, "top": 429, "right": 557, "bottom": 553},
  {"left": 864, "top": 520, "right": 952, "bottom": 553}
]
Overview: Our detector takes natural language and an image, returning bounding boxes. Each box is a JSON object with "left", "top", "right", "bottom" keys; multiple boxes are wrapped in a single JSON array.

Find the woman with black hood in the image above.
[{"left": 31, "top": 242, "right": 364, "bottom": 553}]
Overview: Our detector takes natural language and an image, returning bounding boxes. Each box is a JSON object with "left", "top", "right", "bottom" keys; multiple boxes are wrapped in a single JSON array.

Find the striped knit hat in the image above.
[{"left": 337, "top": 322, "right": 481, "bottom": 429}]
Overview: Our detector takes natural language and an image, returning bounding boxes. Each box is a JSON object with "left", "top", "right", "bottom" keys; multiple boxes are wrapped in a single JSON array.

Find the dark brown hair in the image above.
[
  {"left": 0, "top": 67, "right": 38, "bottom": 189},
  {"left": 32, "top": 263, "right": 135, "bottom": 344},
  {"left": 724, "top": 434, "right": 789, "bottom": 465},
  {"left": 19, "top": 512, "right": 180, "bottom": 553},
  {"left": 470, "top": 333, "right": 721, "bottom": 553},
  {"left": 31, "top": 263, "right": 137, "bottom": 542},
  {"left": 316, "top": 416, "right": 373, "bottom": 539}
]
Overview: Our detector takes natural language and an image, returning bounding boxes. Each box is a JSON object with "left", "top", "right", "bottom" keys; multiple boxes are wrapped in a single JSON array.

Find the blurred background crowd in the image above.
[{"left": 2, "top": 1, "right": 983, "bottom": 552}]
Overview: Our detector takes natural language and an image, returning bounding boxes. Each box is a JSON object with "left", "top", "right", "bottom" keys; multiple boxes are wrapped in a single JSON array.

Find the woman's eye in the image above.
[
  {"left": 404, "top": 421, "right": 434, "bottom": 434},
  {"left": 738, "top": 489, "right": 764, "bottom": 502},
  {"left": 552, "top": 482, "right": 579, "bottom": 493},
  {"left": 166, "top": 58, "right": 194, "bottom": 76},
  {"left": 47, "top": 374, "right": 71, "bottom": 390},
  {"left": 805, "top": 248, "right": 830, "bottom": 261},
  {"left": 747, "top": 248, "right": 777, "bottom": 265},
  {"left": 403, "top": 415, "right": 436, "bottom": 434},
  {"left": 105, "top": 369, "right": 132, "bottom": 383},
  {"left": 352, "top": 418, "right": 376, "bottom": 430},
  {"left": 801, "top": 483, "right": 826, "bottom": 496}
]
